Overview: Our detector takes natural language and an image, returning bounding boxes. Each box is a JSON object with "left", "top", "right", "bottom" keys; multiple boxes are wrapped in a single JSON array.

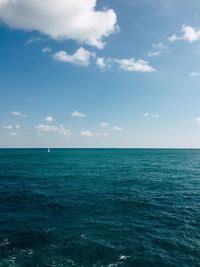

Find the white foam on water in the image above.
[
  {"left": 119, "top": 255, "right": 130, "bottom": 260},
  {"left": 0, "top": 238, "right": 10, "bottom": 247}
]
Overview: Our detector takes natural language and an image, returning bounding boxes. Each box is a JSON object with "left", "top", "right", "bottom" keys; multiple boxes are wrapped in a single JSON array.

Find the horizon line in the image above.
[{"left": 0, "top": 147, "right": 200, "bottom": 150}]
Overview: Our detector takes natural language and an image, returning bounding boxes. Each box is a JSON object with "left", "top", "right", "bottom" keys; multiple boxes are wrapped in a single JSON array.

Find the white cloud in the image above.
[
  {"left": 147, "top": 51, "right": 161, "bottom": 57},
  {"left": 143, "top": 112, "right": 150, "bottom": 117},
  {"left": 168, "top": 34, "right": 179, "bottom": 42},
  {"left": 44, "top": 116, "right": 53, "bottom": 122},
  {"left": 11, "top": 111, "right": 21, "bottom": 116},
  {"left": 35, "top": 124, "right": 72, "bottom": 136},
  {"left": 112, "top": 126, "right": 123, "bottom": 131},
  {"left": 96, "top": 57, "right": 112, "bottom": 69},
  {"left": 100, "top": 122, "right": 110, "bottom": 127},
  {"left": 3, "top": 124, "right": 20, "bottom": 130},
  {"left": 42, "top": 47, "right": 52, "bottom": 54},
  {"left": 53, "top": 47, "right": 94, "bottom": 66},
  {"left": 151, "top": 114, "right": 160, "bottom": 118},
  {"left": 169, "top": 25, "right": 200, "bottom": 43},
  {"left": 9, "top": 132, "right": 21, "bottom": 137},
  {"left": 25, "top": 36, "right": 42, "bottom": 45},
  {"left": 152, "top": 43, "right": 168, "bottom": 50},
  {"left": 0, "top": 0, "right": 117, "bottom": 49},
  {"left": 190, "top": 72, "right": 200, "bottom": 77},
  {"left": 195, "top": 117, "right": 200, "bottom": 124},
  {"left": 95, "top": 132, "right": 109, "bottom": 136},
  {"left": 53, "top": 51, "right": 155, "bottom": 72},
  {"left": 143, "top": 113, "right": 159, "bottom": 118},
  {"left": 116, "top": 58, "right": 155, "bottom": 72},
  {"left": 96, "top": 57, "right": 107, "bottom": 69},
  {"left": 70, "top": 110, "right": 86, "bottom": 118},
  {"left": 148, "top": 42, "right": 168, "bottom": 58},
  {"left": 81, "top": 130, "right": 94, "bottom": 137},
  {"left": 11, "top": 111, "right": 27, "bottom": 117},
  {"left": 3, "top": 125, "right": 12, "bottom": 130}
]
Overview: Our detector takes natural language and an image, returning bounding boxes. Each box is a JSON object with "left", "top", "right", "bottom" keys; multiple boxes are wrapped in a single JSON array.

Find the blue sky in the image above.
[{"left": 1, "top": 0, "right": 200, "bottom": 148}]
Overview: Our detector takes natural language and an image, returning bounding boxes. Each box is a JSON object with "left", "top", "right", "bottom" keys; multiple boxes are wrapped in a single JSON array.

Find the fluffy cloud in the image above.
[
  {"left": 44, "top": 116, "right": 53, "bottom": 122},
  {"left": 11, "top": 111, "right": 27, "bottom": 117},
  {"left": 0, "top": 0, "right": 117, "bottom": 49},
  {"left": 3, "top": 125, "right": 20, "bottom": 130},
  {"left": 35, "top": 124, "right": 72, "bottom": 136},
  {"left": 53, "top": 47, "right": 94, "bottom": 66},
  {"left": 81, "top": 130, "right": 94, "bottom": 137},
  {"left": 169, "top": 25, "right": 200, "bottom": 43},
  {"left": 70, "top": 110, "right": 86, "bottom": 118},
  {"left": 115, "top": 58, "right": 155, "bottom": 72},
  {"left": 53, "top": 51, "right": 155, "bottom": 72}
]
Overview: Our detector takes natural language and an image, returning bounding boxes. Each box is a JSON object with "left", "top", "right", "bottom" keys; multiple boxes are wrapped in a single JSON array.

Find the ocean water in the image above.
[{"left": 0, "top": 149, "right": 200, "bottom": 267}]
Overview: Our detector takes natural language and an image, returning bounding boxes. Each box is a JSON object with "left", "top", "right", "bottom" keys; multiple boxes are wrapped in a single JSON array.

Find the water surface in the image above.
[{"left": 0, "top": 149, "right": 200, "bottom": 266}]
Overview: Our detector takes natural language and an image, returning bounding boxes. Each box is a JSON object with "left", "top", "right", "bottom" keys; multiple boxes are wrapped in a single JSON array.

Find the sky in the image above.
[{"left": 1, "top": 0, "right": 200, "bottom": 148}]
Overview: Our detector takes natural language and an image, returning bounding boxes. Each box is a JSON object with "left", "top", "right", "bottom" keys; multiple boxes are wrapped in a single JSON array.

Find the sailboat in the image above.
[{"left": 47, "top": 148, "right": 50, "bottom": 153}]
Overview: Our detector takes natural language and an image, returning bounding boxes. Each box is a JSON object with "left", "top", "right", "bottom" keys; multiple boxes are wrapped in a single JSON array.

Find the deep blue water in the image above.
[{"left": 0, "top": 149, "right": 200, "bottom": 267}]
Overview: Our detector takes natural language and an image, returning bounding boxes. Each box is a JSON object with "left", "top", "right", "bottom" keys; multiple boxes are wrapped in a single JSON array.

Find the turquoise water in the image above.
[{"left": 0, "top": 149, "right": 200, "bottom": 266}]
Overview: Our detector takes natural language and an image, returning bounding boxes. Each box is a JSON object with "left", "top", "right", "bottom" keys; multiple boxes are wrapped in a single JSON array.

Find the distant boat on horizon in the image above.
[{"left": 47, "top": 148, "right": 50, "bottom": 153}]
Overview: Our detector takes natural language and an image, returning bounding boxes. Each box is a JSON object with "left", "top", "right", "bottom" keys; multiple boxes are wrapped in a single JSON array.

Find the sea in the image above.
[{"left": 0, "top": 148, "right": 200, "bottom": 267}]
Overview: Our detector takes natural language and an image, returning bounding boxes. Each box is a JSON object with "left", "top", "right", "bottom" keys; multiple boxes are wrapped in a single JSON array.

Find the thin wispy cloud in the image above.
[
  {"left": 80, "top": 131, "right": 109, "bottom": 137},
  {"left": 11, "top": 111, "right": 27, "bottom": 117},
  {"left": 0, "top": 0, "right": 118, "bottom": 49},
  {"left": 152, "top": 43, "right": 168, "bottom": 50},
  {"left": 100, "top": 122, "right": 110, "bottom": 127},
  {"left": 3, "top": 125, "right": 20, "bottom": 130},
  {"left": 70, "top": 111, "right": 86, "bottom": 118},
  {"left": 42, "top": 47, "right": 52, "bottom": 54},
  {"left": 81, "top": 130, "right": 94, "bottom": 137},
  {"left": 143, "top": 113, "right": 159, "bottom": 118},
  {"left": 112, "top": 126, "right": 124, "bottom": 131},
  {"left": 148, "top": 42, "right": 168, "bottom": 57},
  {"left": 35, "top": 124, "right": 72, "bottom": 137},
  {"left": 25, "top": 36, "right": 42, "bottom": 45},
  {"left": 147, "top": 51, "right": 161, "bottom": 57},
  {"left": 9, "top": 132, "right": 21, "bottom": 137},
  {"left": 3, "top": 125, "right": 13, "bottom": 130},
  {"left": 189, "top": 72, "right": 200, "bottom": 77}
]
